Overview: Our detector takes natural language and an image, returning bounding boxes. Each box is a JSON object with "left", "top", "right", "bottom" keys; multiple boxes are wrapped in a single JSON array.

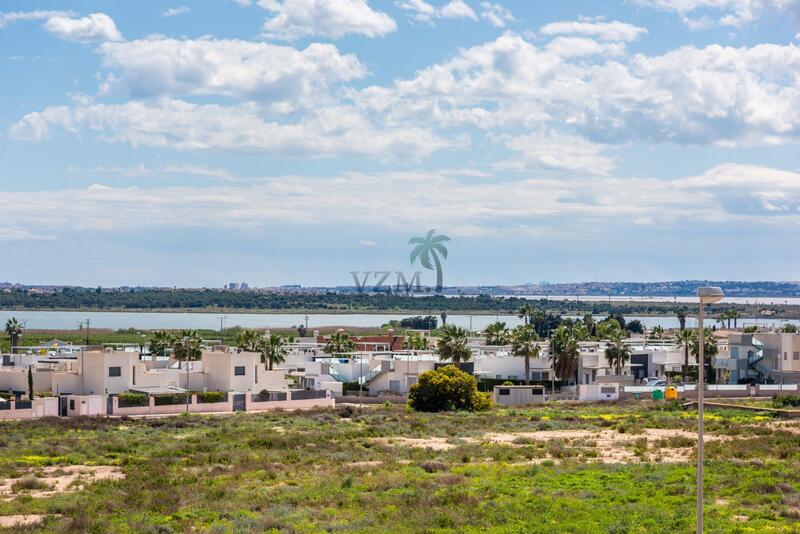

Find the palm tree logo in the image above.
[{"left": 409, "top": 229, "right": 450, "bottom": 293}]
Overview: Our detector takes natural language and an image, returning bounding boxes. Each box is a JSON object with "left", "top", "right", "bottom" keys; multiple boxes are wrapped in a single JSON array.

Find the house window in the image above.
[
  {"left": 498, "top": 388, "right": 510, "bottom": 396},
  {"left": 785, "top": 352, "right": 788, "bottom": 361},
  {"left": 794, "top": 352, "right": 799, "bottom": 361},
  {"left": 108, "top": 366, "right": 121, "bottom": 377},
  {"left": 234, "top": 366, "right": 246, "bottom": 376},
  {"left": 69, "top": 399, "right": 75, "bottom": 410}
]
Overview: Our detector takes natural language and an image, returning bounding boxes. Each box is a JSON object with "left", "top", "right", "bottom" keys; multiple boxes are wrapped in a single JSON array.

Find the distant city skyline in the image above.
[{"left": 1, "top": 1, "right": 799, "bottom": 286}]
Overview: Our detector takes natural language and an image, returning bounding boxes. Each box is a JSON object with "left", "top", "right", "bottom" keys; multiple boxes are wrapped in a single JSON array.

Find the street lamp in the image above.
[{"left": 696, "top": 286, "right": 724, "bottom": 534}]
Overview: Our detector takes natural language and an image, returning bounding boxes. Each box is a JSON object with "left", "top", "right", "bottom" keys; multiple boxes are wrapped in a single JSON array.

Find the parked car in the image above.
[{"left": 643, "top": 378, "right": 667, "bottom": 387}]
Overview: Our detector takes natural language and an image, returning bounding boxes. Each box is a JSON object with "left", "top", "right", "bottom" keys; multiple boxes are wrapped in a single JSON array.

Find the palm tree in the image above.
[
  {"left": 510, "top": 324, "right": 540, "bottom": 385},
  {"left": 409, "top": 229, "right": 450, "bottom": 292},
  {"left": 5, "top": 318, "right": 24, "bottom": 354},
  {"left": 323, "top": 330, "right": 356, "bottom": 356},
  {"left": 147, "top": 330, "right": 174, "bottom": 358},
  {"left": 690, "top": 328, "right": 719, "bottom": 384},
  {"left": 676, "top": 308, "right": 688, "bottom": 331},
  {"left": 484, "top": 321, "right": 509, "bottom": 346},
  {"left": 650, "top": 325, "right": 665, "bottom": 340},
  {"left": 258, "top": 333, "right": 287, "bottom": 370},
  {"left": 549, "top": 326, "right": 579, "bottom": 384},
  {"left": 403, "top": 332, "right": 429, "bottom": 350},
  {"left": 236, "top": 328, "right": 261, "bottom": 352},
  {"left": 604, "top": 334, "right": 631, "bottom": 375},
  {"left": 729, "top": 309, "right": 740, "bottom": 329},
  {"left": 675, "top": 328, "right": 693, "bottom": 377},
  {"left": 582, "top": 313, "right": 596, "bottom": 338},
  {"left": 172, "top": 330, "right": 203, "bottom": 411},
  {"left": 436, "top": 324, "right": 471, "bottom": 365},
  {"left": 517, "top": 303, "right": 534, "bottom": 325}
]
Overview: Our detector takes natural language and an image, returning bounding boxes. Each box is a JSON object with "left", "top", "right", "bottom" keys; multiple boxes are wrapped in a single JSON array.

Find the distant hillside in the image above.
[{"left": 475, "top": 281, "right": 800, "bottom": 297}]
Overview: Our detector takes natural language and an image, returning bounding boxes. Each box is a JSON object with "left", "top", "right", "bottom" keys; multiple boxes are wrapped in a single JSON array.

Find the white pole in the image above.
[{"left": 697, "top": 301, "right": 705, "bottom": 534}]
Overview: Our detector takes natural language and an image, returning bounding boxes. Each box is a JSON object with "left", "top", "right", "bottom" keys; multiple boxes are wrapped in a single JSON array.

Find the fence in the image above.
[
  {"left": 290, "top": 389, "right": 328, "bottom": 401},
  {"left": 252, "top": 392, "right": 287, "bottom": 402}
]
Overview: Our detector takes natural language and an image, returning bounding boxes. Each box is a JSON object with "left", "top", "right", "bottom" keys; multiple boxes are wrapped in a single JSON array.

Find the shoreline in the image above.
[{"left": 2, "top": 305, "right": 800, "bottom": 319}]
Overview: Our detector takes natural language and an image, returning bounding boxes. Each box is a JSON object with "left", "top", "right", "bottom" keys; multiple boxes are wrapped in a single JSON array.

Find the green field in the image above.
[{"left": 1, "top": 402, "right": 799, "bottom": 533}]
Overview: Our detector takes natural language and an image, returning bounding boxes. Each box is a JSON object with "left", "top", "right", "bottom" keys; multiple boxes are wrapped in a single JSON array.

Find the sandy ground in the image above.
[
  {"left": 0, "top": 465, "right": 124, "bottom": 500},
  {"left": 372, "top": 427, "right": 733, "bottom": 464},
  {"left": 0, "top": 514, "right": 58, "bottom": 527}
]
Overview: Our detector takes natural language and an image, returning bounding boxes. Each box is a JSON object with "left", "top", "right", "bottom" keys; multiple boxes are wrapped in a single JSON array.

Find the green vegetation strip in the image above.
[{"left": 0, "top": 402, "right": 798, "bottom": 532}]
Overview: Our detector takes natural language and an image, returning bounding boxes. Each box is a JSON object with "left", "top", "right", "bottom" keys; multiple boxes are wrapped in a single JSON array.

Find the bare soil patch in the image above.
[
  {"left": 371, "top": 437, "right": 460, "bottom": 451},
  {"left": 0, "top": 514, "right": 57, "bottom": 527},
  {"left": 0, "top": 465, "right": 124, "bottom": 500}
]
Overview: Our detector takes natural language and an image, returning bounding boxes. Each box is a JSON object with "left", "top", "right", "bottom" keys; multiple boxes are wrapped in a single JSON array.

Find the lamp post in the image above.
[{"left": 696, "top": 286, "right": 724, "bottom": 534}]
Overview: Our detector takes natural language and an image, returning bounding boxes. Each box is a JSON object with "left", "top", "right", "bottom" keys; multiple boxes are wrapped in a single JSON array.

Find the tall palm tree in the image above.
[
  {"left": 258, "top": 333, "right": 287, "bottom": 370},
  {"left": 690, "top": 328, "right": 719, "bottom": 384},
  {"left": 436, "top": 324, "right": 472, "bottom": 365},
  {"left": 236, "top": 328, "right": 261, "bottom": 352},
  {"left": 549, "top": 326, "right": 579, "bottom": 384},
  {"left": 582, "top": 313, "right": 596, "bottom": 338},
  {"left": 323, "top": 330, "right": 356, "bottom": 356},
  {"left": 484, "top": 321, "right": 509, "bottom": 346},
  {"left": 517, "top": 303, "right": 534, "bottom": 325},
  {"left": 409, "top": 229, "right": 450, "bottom": 292},
  {"left": 676, "top": 308, "right": 688, "bottom": 331},
  {"left": 147, "top": 330, "right": 174, "bottom": 358},
  {"left": 604, "top": 334, "right": 631, "bottom": 375},
  {"left": 675, "top": 328, "right": 693, "bottom": 377},
  {"left": 172, "top": 330, "right": 203, "bottom": 411},
  {"left": 729, "top": 309, "right": 740, "bottom": 329},
  {"left": 510, "top": 324, "right": 540, "bottom": 385},
  {"left": 5, "top": 318, "right": 24, "bottom": 354}
]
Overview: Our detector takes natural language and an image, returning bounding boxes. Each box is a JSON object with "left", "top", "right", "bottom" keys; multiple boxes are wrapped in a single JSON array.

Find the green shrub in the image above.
[
  {"left": 196, "top": 391, "right": 226, "bottom": 404},
  {"left": 154, "top": 393, "right": 190, "bottom": 406},
  {"left": 772, "top": 395, "right": 800, "bottom": 408},
  {"left": 118, "top": 392, "right": 148, "bottom": 407},
  {"left": 408, "top": 365, "right": 492, "bottom": 412}
]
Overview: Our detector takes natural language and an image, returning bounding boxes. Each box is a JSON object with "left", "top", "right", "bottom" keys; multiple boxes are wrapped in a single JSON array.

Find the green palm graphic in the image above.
[{"left": 409, "top": 229, "right": 450, "bottom": 292}]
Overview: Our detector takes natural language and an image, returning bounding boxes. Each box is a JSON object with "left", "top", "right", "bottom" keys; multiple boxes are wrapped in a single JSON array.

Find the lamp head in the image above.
[{"left": 697, "top": 286, "right": 724, "bottom": 304}]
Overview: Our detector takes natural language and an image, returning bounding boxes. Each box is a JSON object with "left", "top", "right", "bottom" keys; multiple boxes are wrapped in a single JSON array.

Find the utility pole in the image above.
[{"left": 85, "top": 319, "right": 90, "bottom": 346}]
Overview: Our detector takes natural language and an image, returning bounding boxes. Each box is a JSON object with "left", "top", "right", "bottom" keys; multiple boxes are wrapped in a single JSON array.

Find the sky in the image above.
[{"left": 1, "top": 0, "right": 799, "bottom": 288}]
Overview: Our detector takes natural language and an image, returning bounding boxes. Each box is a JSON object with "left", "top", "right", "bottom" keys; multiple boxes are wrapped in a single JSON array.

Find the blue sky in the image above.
[{"left": 1, "top": 0, "right": 799, "bottom": 288}]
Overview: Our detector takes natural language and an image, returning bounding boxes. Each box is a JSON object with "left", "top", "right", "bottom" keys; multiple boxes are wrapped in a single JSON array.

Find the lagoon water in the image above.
[{"left": 1, "top": 309, "right": 796, "bottom": 331}]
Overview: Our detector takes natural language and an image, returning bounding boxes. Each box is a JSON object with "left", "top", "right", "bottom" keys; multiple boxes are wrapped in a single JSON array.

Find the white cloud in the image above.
[
  {"left": 43, "top": 13, "right": 123, "bottom": 43},
  {"left": 396, "top": 0, "right": 477, "bottom": 23},
  {"left": 494, "top": 131, "right": 616, "bottom": 174},
  {"left": 9, "top": 99, "right": 452, "bottom": 159},
  {"left": 3, "top": 164, "right": 798, "bottom": 239},
  {"left": 632, "top": 0, "right": 798, "bottom": 28},
  {"left": 441, "top": 1, "right": 478, "bottom": 20},
  {"left": 162, "top": 6, "right": 191, "bottom": 17},
  {"left": 479, "top": 2, "right": 514, "bottom": 28},
  {"left": 539, "top": 20, "right": 648, "bottom": 42},
  {"left": 0, "top": 10, "right": 73, "bottom": 29},
  {"left": 259, "top": 0, "right": 396, "bottom": 40},
  {"left": 97, "top": 37, "right": 365, "bottom": 104},
  {"left": 355, "top": 33, "right": 800, "bottom": 146},
  {"left": 71, "top": 163, "right": 236, "bottom": 181},
  {"left": 358, "top": 239, "right": 378, "bottom": 246}
]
